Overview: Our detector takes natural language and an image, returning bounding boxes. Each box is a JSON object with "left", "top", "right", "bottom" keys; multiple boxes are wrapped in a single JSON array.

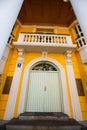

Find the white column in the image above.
[
  {"left": 70, "top": 0, "right": 87, "bottom": 42},
  {"left": 4, "top": 49, "right": 24, "bottom": 120},
  {"left": 0, "top": 0, "right": 24, "bottom": 59},
  {"left": 0, "top": 45, "right": 11, "bottom": 74},
  {"left": 65, "top": 51, "right": 82, "bottom": 121}
]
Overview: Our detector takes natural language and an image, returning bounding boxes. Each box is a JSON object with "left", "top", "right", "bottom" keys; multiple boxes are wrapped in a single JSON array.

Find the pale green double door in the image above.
[{"left": 26, "top": 71, "right": 62, "bottom": 112}]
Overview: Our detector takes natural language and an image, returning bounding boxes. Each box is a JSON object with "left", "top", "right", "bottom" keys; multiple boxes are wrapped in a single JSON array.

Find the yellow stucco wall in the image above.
[{"left": 0, "top": 21, "right": 87, "bottom": 120}]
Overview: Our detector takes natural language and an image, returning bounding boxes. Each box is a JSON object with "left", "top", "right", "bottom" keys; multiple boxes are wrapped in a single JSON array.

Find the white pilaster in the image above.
[
  {"left": 0, "top": 45, "right": 11, "bottom": 74},
  {"left": 0, "top": 0, "right": 24, "bottom": 59},
  {"left": 4, "top": 49, "right": 24, "bottom": 120},
  {"left": 70, "top": 0, "right": 87, "bottom": 42},
  {"left": 65, "top": 51, "right": 82, "bottom": 121}
]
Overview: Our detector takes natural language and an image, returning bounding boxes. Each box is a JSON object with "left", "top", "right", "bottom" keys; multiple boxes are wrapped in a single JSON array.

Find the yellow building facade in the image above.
[{"left": 0, "top": 20, "right": 87, "bottom": 121}]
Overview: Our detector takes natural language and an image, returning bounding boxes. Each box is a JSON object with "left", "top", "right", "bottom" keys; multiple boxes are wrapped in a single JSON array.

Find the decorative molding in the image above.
[
  {"left": 63, "top": 0, "right": 69, "bottom": 2},
  {"left": 32, "top": 28, "right": 36, "bottom": 32},
  {"left": 65, "top": 51, "right": 72, "bottom": 64},
  {"left": 17, "top": 49, "right": 24, "bottom": 63},
  {"left": 42, "top": 52, "right": 48, "bottom": 58},
  {"left": 17, "top": 23, "right": 69, "bottom": 30}
]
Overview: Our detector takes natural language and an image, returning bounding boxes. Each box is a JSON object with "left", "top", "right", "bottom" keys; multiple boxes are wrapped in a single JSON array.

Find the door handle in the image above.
[{"left": 44, "top": 86, "right": 46, "bottom": 91}]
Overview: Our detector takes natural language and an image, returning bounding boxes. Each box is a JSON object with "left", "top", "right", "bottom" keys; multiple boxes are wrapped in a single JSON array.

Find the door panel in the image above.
[
  {"left": 26, "top": 71, "right": 44, "bottom": 112},
  {"left": 26, "top": 71, "right": 62, "bottom": 112}
]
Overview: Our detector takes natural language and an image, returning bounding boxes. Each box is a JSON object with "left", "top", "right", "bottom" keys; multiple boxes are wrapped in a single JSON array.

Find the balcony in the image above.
[
  {"left": 76, "top": 36, "right": 87, "bottom": 63},
  {"left": 14, "top": 33, "right": 76, "bottom": 53}
]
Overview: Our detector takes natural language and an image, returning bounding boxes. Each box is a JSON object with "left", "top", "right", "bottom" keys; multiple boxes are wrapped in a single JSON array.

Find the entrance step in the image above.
[
  {"left": 6, "top": 118, "right": 81, "bottom": 130},
  {"left": 19, "top": 112, "right": 69, "bottom": 121},
  {"left": 4, "top": 112, "right": 87, "bottom": 130}
]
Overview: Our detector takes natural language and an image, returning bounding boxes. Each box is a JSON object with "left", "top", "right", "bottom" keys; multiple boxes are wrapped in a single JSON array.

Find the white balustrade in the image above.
[
  {"left": 18, "top": 33, "right": 71, "bottom": 45},
  {"left": 76, "top": 36, "right": 87, "bottom": 48},
  {"left": 75, "top": 36, "right": 87, "bottom": 64},
  {"left": 14, "top": 33, "right": 76, "bottom": 53}
]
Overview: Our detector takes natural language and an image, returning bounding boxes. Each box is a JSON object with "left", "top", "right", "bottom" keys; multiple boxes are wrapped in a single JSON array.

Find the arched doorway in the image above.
[
  {"left": 25, "top": 62, "right": 62, "bottom": 112},
  {"left": 18, "top": 57, "right": 70, "bottom": 116}
]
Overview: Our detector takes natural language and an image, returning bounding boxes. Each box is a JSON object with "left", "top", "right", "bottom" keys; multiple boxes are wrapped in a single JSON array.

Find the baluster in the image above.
[
  {"left": 53, "top": 36, "right": 55, "bottom": 43},
  {"left": 37, "top": 35, "right": 38, "bottom": 42},
  {"left": 30, "top": 35, "right": 32, "bottom": 42},
  {"left": 38, "top": 35, "right": 40, "bottom": 42},
  {"left": 62, "top": 37, "right": 64, "bottom": 44},
  {"left": 57, "top": 37, "right": 59, "bottom": 43},
  {"left": 40, "top": 35, "right": 42, "bottom": 42},
  {"left": 42, "top": 36, "right": 44, "bottom": 42},
  {"left": 51, "top": 36, "right": 52, "bottom": 43},
  {"left": 48, "top": 36, "right": 49, "bottom": 43},
  {"left": 51, "top": 36, "right": 53, "bottom": 43},
  {"left": 76, "top": 41, "right": 80, "bottom": 48},
  {"left": 44, "top": 35, "right": 46, "bottom": 43},
  {"left": 34, "top": 35, "right": 36, "bottom": 42},
  {"left": 34, "top": 35, "right": 37, "bottom": 42},
  {"left": 43, "top": 36, "right": 45, "bottom": 42},
  {"left": 23, "top": 35, "right": 26, "bottom": 42},
  {"left": 28, "top": 35, "right": 31, "bottom": 42},
  {"left": 55, "top": 36, "right": 57, "bottom": 43},
  {"left": 54, "top": 36, "right": 56, "bottom": 43},
  {"left": 59, "top": 37, "right": 61, "bottom": 43},
  {"left": 63, "top": 37, "right": 65, "bottom": 43},
  {"left": 27, "top": 35, "right": 29, "bottom": 42},
  {"left": 49, "top": 36, "right": 51, "bottom": 43},
  {"left": 32, "top": 35, "right": 34, "bottom": 42},
  {"left": 78, "top": 40, "right": 82, "bottom": 47},
  {"left": 46, "top": 36, "right": 48, "bottom": 43},
  {"left": 25, "top": 35, "right": 28, "bottom": 42},
  {"left": 56, "top": 36, "right": 58, "bottom": 43},
  {"left": 82, "top": 37, "right": 86, "bottom": 45},
  {"left": 64, "top": 37, "right": 67, "bottom": 43}
]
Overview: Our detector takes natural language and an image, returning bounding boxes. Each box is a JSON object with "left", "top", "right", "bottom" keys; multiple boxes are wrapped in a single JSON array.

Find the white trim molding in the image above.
[
  {"left": 65, "top": 51, "right": 82, "bottom": 121},
  {"left": 18, "top": 57, "right": 70, "bottom": 117},
  {"left": 4, "top": 49, "right": 24, "bottom": 120}
]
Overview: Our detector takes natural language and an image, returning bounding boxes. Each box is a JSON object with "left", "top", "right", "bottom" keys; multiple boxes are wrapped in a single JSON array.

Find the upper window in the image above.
[
  {"left": 74, "top": 24, "right": 86, "bottom": 47},
  {"left": 32, "top": 63, "right": 57, "bottom": 71},
  {"left": 74, "top": 24, "right": 83, "bottom": 39}
]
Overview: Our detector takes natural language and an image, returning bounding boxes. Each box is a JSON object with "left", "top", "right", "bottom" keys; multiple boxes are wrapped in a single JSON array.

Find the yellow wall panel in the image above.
[
  {"left": 0, "top": 111, "right": 5, "bottom": 119},
  {"left": 20, "top": 27, "right": 33, "bottom": 33},
  {"left": 0, "top": 95, "right": 8, "bottom": 101},
  {"left": 7, "top": 72, "right": 14, "bottom": 76},
  {"left": 82, "top": 112, "right": 87, "bottom": 121},
  {"left": 57, "top": 29, "right": 70, "bottom": 35},
  {"left": 79, "top": 97, "right": 87, "bottom": 103},
  {"left": 80, "top": 103, "right": 87, "bottom": 111},
  {"left": 0, "top": 95, "right": 8, "bottom": 119},
  {"left": 74, "top": 73, "right": 81, "bottom": 78},
  {"left": 0, "top": 101, "right": 7, "bottom": 110}
]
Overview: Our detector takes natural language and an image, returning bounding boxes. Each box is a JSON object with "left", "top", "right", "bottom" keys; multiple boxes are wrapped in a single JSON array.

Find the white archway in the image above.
[{"left": 18, "top": 57, "right": 70, "bottom": 116}]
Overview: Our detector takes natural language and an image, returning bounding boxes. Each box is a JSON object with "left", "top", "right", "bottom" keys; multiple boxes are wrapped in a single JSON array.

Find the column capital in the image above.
[
  {"left": 17, "top": 49, "right": 24, "bottom": 63},
  {"left": 65, "top": 51, "right": 72, "bottom": 65}
]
